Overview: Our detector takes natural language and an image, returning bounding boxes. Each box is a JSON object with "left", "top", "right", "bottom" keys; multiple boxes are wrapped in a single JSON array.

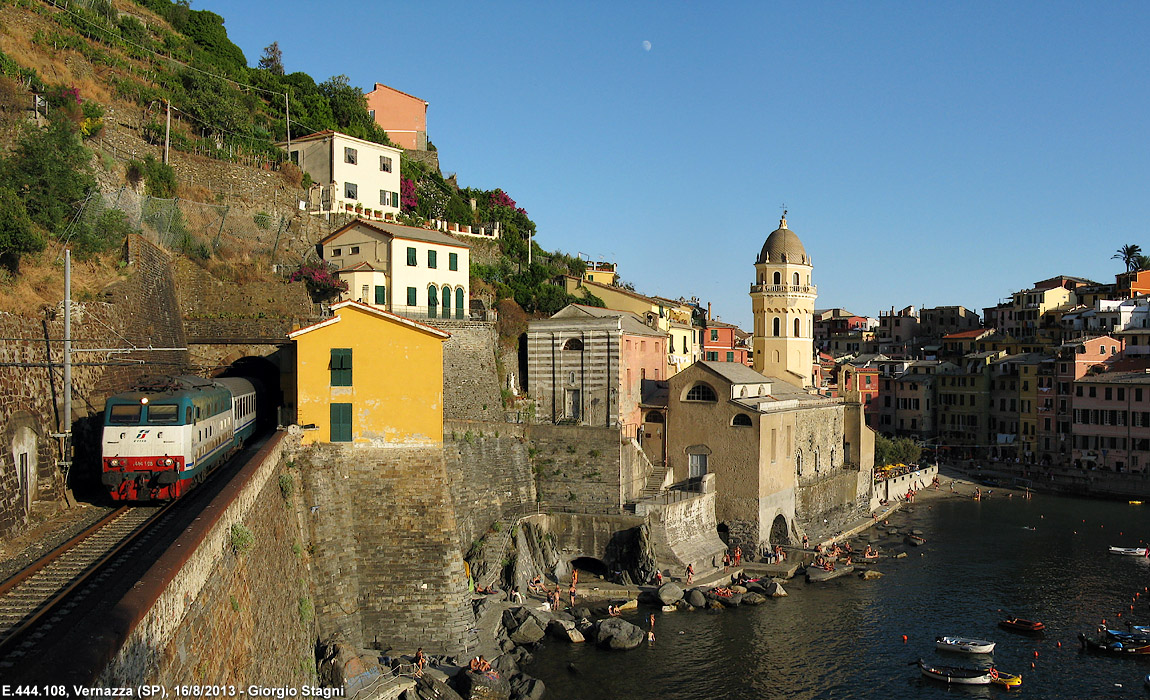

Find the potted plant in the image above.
[{"left": 354, "top": 203, "right": 363, "bottom": 214}]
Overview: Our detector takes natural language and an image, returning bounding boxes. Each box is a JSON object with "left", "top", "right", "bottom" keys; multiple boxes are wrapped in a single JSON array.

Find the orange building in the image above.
[{"left": 364, "top": 83, "right": 429, "bottom": 150}]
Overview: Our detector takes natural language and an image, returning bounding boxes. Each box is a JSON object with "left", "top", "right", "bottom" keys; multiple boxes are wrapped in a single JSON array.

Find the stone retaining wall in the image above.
[
  {"left": 528, "top": 424, "right": 627, "bottom": 511},
  {"left": 438, "top": 320, "right": 505, "bottom": 422},
  {"left": 97, "top": 432, "right": 313, "bottom": 685},
  {"left": 871, "top": 466, "right": 937, "bottom": 510},
  {"left": 443, "top": 420, "right": 533, "bottom": 550},
  {"left": 297, "top": 442, "right": 471, "bottom": 656}
]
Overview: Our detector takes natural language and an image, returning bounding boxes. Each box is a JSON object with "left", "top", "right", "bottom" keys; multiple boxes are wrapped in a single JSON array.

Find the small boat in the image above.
[
  {"left": 935, "top": 635, "right": 996, "bottom": 654},
  {"left": 1079, "top": 632, "right": 1150, "bottom": 655},
  {"left": 991, "top": 670, "right": 1023, "bottom": 689},
  {"left": 904, "top": 534, "right": 927, "bottom": 547},
  {"left": 916, "top": 659, "right": 992, "bottom": 685},
  {"left": 1130, "top": 500, "right": 1143, "bottom": 505},
  {"left": 805, "top": 565, "right": 854, "bottom": 582},
  {"left": 1127, "top": 623, "right": 1150, "bottom": 635},
  {"left": 1108, "top": 546, "right": 1149, "bottom": 556},
  {"left": 1103, "top": 629, "right": 1150, "bottom": 644},
  {"left": 999, "top": 617, "right": 1045, "bottom": 635}
]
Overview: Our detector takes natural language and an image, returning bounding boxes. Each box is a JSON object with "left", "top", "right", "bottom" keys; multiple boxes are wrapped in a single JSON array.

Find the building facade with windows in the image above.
[
  {"left": 289, "top": 300, "right": 449, "bottom": 446},
  {"left": 282, "top": 130, "right": 404, "bottom": 216},
  {"left": 702, "top": 320, "right": 751, "bottom": 365},
  {"left": 320, "top": 219, "right": 470, "bottom": 321},
  {"left": 666, "top": 361, "right": 873, "bottom": 551},
  {"left": 525, "top": 304, "right": 667, "bottom": 437},
  {"left": 1071, "top": 372, "right": 1150, "bottom": 472},
  {"left": 364, "top": 83, "right": 429, "bottom": 150}
]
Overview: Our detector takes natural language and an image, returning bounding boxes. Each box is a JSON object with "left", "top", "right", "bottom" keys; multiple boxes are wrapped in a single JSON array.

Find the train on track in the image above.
[{"left": 100, "top": 375, "right": 261, "bottom": 501}]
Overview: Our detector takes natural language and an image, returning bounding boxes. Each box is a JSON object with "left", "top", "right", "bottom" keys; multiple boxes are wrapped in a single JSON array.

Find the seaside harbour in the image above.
[{"left": 527, "top": 488, "right": 1150, "bottom": 699}]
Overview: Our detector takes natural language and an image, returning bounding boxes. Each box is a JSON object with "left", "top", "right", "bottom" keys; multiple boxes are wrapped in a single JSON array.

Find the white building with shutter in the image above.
[
  {"left": 320, "top": 219, "right": 470, "bottom": 321},
  {"left": 280, "top": 130, "right": 403, "bottom": 216}
]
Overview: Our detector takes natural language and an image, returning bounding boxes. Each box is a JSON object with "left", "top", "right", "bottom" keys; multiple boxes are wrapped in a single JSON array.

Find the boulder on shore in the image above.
[
  {"left": 764, "top": 582, "right": 788, "bottom": 597},
  {"left": 741, "top": 591, "right": 767, "bottom": 605},
  {"left": 508, "top": 673, "right": 546, "bottom": 700},
  {"left": 594, "top": 617, "right": 646, "bottom": 650},
  {"left": 685, "top": 588, "right": 707, "bottom": 608},
  {"left": 859, "top": 569, "right": 884, "bottom": 580},
  {"left": 502, "top": 607, "right": 546, "bottom": 645},
  {"left": 718, "top": 593, "right": 743, "bottom": 608},
  {"left": 403, "top": 674, "right": 465, "bottom": 700},
  {"left": 546, "top": 618, "right": 585, "bottom": 643},
  {"left": 657, "top": 582, "right": 684, "bottom": 605},
  {"left": 453, "top": 669, "right": 511, "bottom": 700}
]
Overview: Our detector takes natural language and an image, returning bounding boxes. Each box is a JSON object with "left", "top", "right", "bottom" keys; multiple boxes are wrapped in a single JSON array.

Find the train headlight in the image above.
[
  {"left": 140, "top": 397, "right": 149, "bottom": 405},
  {"left": 163, "top": 458, "right": 174, "bottom": 467},
  {"left": 110, "top": 459, "right": 121, "bottom": 467}
]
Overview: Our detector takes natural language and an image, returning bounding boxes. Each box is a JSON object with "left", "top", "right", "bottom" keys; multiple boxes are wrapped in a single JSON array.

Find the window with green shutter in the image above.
[
  {"left": 428, "top": 250, "right": 437, "bottom": 268},
  {"left": 330, "top": 348, "right": 352, "bottom": 386},
  {"left": 407, "top": 247, "right": 417, "bottom": 266},
  {"left": 449, "top": 252, "right": 458, "bottom": 271},
  {"left": 374, "top": 285, "right": 386, "bottom": 304},
  {"left": 726, "top": 351, "right": 734, "bottom": 362},
  {"left": 330, "top": 403, "right": 352, "bottom": 442},
  {"left": 407, "top": 287, "right": 417, "bottom": 307}
]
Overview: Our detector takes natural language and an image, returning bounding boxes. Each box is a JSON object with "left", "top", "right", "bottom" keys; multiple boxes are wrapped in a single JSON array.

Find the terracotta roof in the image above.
[
  {"left": 288, "top": 300, "right": 450, "bottom": 340},
  {"left": 319, "top": 218, "right": 470, "bottom": 249},
  {"left": 565, "top": 276, "right": 661, "bottom": 306},
  {"left": 943, "top": 329, "right": 991, "bottom": 340}
]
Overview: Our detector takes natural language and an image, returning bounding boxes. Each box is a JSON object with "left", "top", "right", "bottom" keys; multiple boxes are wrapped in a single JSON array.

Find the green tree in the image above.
[
  {"left": 873, "top": 435, "right": 922, "bottom": 467},
  {"left": 0, "top": 118, "right": 96, "bottom": 235},
  {"left": 258, "top": 41, "right": 284, "bottom": 75},
  {"left": 318, "top": 75, "right": 392, "bottom": 145},
  {"left": 1113, "top": 244, "right": 1143, "bottom": 273},
  {"left": 0, "top": 186, "right": 43, "bottom": 271}
]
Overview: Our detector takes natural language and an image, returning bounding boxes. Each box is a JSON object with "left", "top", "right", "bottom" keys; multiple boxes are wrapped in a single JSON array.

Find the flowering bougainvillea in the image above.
[
  {"left": 490, "top": 189, "right": 516, "bottom": 210},
  {"left": 401, "top": 177, "right": 418, "bottom": 212},
  {"left": 289, "top": 260, "right": 347, "bottom": 301}
]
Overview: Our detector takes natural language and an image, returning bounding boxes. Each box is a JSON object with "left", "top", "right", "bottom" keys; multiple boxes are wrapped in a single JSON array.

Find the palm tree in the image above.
[{"left": 1113, "top": 244, "right": 1143, "bottom": 272}]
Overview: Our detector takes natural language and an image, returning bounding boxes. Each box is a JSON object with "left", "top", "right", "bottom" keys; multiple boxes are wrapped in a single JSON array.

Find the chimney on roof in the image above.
[{"left": 707, "top": 303, "right": 712, "bottom": 320}]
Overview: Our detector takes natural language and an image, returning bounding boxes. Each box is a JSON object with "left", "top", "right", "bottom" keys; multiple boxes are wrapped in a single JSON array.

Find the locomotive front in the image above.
[{"left": 101, "top": 389, "right": 194, "bottom": 501}]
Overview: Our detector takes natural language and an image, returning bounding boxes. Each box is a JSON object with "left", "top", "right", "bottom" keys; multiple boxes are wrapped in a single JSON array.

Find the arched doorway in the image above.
[
  {"left": 717, "top": 523, "right": 730, "bottom": 546},
  {"left": 770, "top": 514, "right": 789, "bottom": 545}
]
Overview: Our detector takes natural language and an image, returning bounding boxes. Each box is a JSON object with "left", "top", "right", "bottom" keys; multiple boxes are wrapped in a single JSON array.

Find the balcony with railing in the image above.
[{"left": 750, "top": 283, "right": 818, "bottom": 295}]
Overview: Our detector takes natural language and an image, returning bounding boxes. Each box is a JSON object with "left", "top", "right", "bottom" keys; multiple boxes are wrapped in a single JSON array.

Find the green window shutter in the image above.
[
  {"left": 393, "top": 191, "right": 400, "bottom": 208},
  {"left": 407, "top": 287, "right": 417, "bottom": 307},
  {"left": 330, "top": 403, "right": 352, "bottom": 442},
  {"left": 428, "top": 250, "right": 437, "bottom": 268},
  {"left": 330, "top": 348, "right": 352, "bottom": 386},
  {"left": 407, "top": 247, "right": 417, "bottom": 266},
  {"left": 727, "top": 351, "right": 734, "bottom": 362},
  {"left": 449, "top": 253, "right": 458, "bottom": 271},
  {"left": 374, "top": 285, "right": 386, "bottom": 304}
]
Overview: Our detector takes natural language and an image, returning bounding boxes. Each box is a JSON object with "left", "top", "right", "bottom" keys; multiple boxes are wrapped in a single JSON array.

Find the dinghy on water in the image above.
[
  {"left": 1108, "top": 546, "right": 1149, "bottom": 556},
  {"left": 935, "top": 635, "right": 996, "bottom": 654}
]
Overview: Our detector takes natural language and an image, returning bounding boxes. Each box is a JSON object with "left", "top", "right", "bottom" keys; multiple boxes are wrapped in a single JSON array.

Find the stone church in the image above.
[{"left": 666, "top": 215, "right": 875, "bottom": 550}]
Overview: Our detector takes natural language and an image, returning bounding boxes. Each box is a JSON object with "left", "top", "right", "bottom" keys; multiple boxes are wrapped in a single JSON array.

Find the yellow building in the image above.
[{"left": 289, "top": 300, "right": 449, "bottom": 445}]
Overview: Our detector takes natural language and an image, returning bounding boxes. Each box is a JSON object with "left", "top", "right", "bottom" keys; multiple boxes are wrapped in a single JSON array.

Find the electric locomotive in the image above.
[{"left": 101, "top": 375, "right": 259, "bottom": 501}]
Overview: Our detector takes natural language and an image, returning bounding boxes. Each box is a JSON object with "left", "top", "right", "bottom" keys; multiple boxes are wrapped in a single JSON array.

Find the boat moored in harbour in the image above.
[
  {"left": 1078, "top": 632, "right": 1150, "bottom": 655},
  {"left": 935, "top": 635, "right": 996, "bottom": 654},
  {"left": 1108, "top": 546, "right": 1149, "bottom": 556},
  {"left": 917, "top": 659, "right": 993, "bottom": 685},
  {"left": 999, "top": 617, "right": 1045, "bottom": 635}
]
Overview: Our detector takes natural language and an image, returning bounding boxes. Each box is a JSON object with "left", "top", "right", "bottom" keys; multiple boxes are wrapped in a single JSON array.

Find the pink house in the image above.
[
  {"left": 364, "top": 83, "right": 429, "bottom": 150},
  {"left": 702, "top": 320, "right": 750, "bottom": 365},
  {"left": 1071, "top": 371, "right": 1150, "bottom": 472},
  {"left": 1038, "top": 335, "right": 1122, "bottom": 466}
]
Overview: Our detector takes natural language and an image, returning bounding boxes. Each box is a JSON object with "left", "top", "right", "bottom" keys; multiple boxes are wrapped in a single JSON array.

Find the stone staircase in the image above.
[
  {"left": 639, "top": 464, "right": 671, "bottom": 500},
  {"left": 475, "top": 521, "right": 515, "bottom": 590}
]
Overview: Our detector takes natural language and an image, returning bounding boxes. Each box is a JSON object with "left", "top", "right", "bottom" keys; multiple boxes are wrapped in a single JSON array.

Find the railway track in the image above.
[{"left": 0, "top": 504, "right": 169, "bottom": 656}]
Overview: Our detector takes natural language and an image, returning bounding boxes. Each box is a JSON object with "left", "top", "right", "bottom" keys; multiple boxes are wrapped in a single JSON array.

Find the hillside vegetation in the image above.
[{"left": 0, "top": 0, "right": 602, "bottom": 318}]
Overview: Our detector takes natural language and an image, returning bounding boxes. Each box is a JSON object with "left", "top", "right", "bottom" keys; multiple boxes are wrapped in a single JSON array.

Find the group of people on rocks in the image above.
[
  {"left": 468, "top": 655, "right": 496, "bottom": 677},
  {"left": 722, "top": 545, "right": 744, "bottom": 569}
]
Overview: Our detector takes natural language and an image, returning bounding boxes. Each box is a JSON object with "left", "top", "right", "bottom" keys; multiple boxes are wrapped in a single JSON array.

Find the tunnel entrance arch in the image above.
[
  {"left": 770, "top": 514, "right": 790, "bottom": 546},
  {"left": 217, "top": 355, "right": 282, "bottom": 430},
  {"left": 570, "top": 556, "right": 609, "bottom": 579}
]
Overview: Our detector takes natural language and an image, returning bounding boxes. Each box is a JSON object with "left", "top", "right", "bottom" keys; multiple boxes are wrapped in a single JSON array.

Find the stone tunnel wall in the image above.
[{"left": 0, "top": 235, "right": 189, "bottom": 541}]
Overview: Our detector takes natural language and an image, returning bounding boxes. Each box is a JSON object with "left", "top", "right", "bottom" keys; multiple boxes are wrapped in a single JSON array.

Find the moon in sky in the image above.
[{"left": 642, "top": 40, "right": 652, "bottom": 52}]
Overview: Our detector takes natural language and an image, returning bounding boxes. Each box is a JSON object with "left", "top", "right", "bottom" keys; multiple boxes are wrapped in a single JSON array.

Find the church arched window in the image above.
[
  {"left": 794, "top": 318, "right": 801, "bottom": 337},
  {"left": 732, "top": 414, "right": 753, "bottom": 427},
  {"left": 773, "top": 318, "right": 780, "bottom": 337},
  {"left": 793, "top": 272, "right": 799, "bottom": 286},
  {"left": 685, "top": 383, "right": 718, "bottom": 402},
  {"left": 773, "top": 271, "right": 781, "bottom": 285}
]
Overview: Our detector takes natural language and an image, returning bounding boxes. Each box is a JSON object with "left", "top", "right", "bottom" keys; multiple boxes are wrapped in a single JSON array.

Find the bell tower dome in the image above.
[{"left": 750, "top": 212, "right": 816, "bottom": 388}]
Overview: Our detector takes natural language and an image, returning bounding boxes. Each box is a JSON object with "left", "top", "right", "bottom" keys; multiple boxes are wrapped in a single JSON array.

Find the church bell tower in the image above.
[{"left": 750, "top": 212, "right": 816, "bottom": 388}]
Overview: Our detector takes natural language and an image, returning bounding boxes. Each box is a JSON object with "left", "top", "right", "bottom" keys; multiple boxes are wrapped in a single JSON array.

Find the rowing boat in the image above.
[
  {"left": 1078, "top": 632, "right": 1150, "bottom": 655},
  {"left": 1108, "top": 546, "right": 1149, "bottom": 556},
  {"left": 999, "top": 617, "right": 1045, "bottom": 635},
  {"left": 935, "top": 635, "right": 996, "bottom": 654},
  {"left": 917, "top": 659, "right": 992, "bottom": 685}
]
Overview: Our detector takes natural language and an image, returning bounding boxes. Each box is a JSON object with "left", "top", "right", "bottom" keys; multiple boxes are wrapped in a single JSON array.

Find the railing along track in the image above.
[{"left": 0, "top": 504, "right": 169, "bottom": 656}]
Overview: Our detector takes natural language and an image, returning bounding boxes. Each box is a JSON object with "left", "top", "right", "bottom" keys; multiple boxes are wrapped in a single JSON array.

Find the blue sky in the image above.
[{"left": 199, "top": 1, "right": 1150, "bottom": 330}]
